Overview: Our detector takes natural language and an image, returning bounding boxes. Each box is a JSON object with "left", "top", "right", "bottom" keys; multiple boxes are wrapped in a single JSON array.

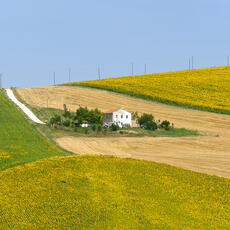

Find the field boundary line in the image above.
[
  {"left": 67, "top": 83, "right": 230, "bottom": 115},
  {"left": 5, "top": 88, "right": 45, "bottom": 124}
]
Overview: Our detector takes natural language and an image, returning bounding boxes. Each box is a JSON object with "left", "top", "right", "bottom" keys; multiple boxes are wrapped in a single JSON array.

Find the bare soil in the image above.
[{"left": 16, "top": 86, "right": 230, "bottom": 178}]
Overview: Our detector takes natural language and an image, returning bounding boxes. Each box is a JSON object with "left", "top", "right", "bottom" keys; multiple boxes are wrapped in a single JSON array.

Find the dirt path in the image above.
[
  {"left": 6, "top": 89, "right": 45, "bottom": 124},
  {"left": 16, "top": 86, "right": 230, "bottom": 178}
]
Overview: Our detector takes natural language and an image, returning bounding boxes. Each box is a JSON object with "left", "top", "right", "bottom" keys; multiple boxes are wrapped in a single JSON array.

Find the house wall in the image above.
[
  {"left": 103, "top": 113, "right": 113, "bottom": 123},
  {"left": 113, "top": 110, "right": 132, "bottom": 127}
]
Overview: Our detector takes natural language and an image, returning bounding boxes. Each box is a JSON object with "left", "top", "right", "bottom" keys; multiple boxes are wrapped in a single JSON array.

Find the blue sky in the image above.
[{"left": 0, "top": 0, "right": 229, "bottom": 87}]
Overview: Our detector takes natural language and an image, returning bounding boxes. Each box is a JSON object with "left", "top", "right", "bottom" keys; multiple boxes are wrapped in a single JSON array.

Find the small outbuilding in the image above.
[
  {"left": 103, "top": 108, "right": 132, "bottom": 128},
  {"left": 72, "top": 119, "right": 90, "bottom": 127}
]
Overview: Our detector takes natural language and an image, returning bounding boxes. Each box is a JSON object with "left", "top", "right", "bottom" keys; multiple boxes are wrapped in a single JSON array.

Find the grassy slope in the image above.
[
  {"left": 0, "top": 155, "right": 230, "bottom": 229},
  {"left": 66, "top": 66, "right": 230, "bottom": 115},
  {"left": 0, "top": 90, "right": 65, "bottom": 171}
]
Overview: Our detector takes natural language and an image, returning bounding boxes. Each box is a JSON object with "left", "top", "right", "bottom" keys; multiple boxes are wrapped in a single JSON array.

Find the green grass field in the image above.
[{"left": 0, "top": 90, "right": 65, "bottom": 171}]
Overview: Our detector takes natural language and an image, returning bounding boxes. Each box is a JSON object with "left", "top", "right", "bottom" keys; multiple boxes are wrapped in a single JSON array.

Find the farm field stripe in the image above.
[
  {"left": 15, "top": 86, "right": 230, "bottom": 178},
  {"left": 6, "top": 88, "right": 45, "bottom": 124},
  {"left": 55, "top": 136, "right": 230, "bottom": 179},
  {"left": 66, "top": 66, "right": 230, "bottom": 115}
]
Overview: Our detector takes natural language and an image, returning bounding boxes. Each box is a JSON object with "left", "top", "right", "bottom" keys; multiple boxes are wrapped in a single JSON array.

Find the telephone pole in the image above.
[
  {"left": 192, "top": 56, "right": 194, "bottom": 69},
  {"left": 131, "top": 63, "right": 134, "bottom": 76},
  {"left": 227, "top": 55, "right": 229, "bottom": 66},
  {"left": 189, "top": 58, "right": 191, "bottom": 70},
  {"left": 144, "top": 64, "right": 147, "bottom": 74},
  {"left": 98, "top": 66, "right": 101, "bottom": 80}
]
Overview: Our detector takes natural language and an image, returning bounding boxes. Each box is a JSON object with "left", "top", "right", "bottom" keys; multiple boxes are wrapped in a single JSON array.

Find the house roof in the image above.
[
  {"left": 104, "top": 108, "right": 120, "bottom": 114},
  {"left": 104, "top": 108, "right": 130, "bottom": 114}
]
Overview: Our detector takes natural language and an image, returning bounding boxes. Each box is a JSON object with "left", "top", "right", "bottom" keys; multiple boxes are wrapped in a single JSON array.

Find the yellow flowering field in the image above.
[
  {"left": 0, "top": 154, "right": 229, "bottom": 229},
  {"left": 0, "top": 90, "right": 64, "bottom": 171},
  {"left": 2, "top": 87, "right": 230, "bottom": 229},
  {"left": 68, "top": 66, "right": 230, "bottom": 114}
]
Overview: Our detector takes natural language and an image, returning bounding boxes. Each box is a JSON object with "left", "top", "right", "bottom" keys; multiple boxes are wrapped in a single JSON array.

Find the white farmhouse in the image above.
[{"left": 103, "top": 108, "right": 132, "bottom": 128}]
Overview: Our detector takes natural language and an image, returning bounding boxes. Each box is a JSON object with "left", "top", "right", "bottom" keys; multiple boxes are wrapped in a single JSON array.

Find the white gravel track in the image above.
[{"left": 6, "top": 88, "right": 45, "bottom": 124}]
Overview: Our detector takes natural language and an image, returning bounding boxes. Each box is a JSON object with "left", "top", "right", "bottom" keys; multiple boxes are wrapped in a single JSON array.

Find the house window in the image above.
[
  {"left": 116, "top": 115, "right": 118, "bottom": 118},
  {"left": 121, "top": 115, "right": 123, "bottom": 119},
  {"left": 126, "top": 115, "right": 128, "bottom": 119}
]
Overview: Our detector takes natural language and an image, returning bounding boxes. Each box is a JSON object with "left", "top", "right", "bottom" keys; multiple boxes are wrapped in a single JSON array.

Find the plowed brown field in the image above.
[{"left": 16, "top": 86, "right": 230, "bottom": 178}]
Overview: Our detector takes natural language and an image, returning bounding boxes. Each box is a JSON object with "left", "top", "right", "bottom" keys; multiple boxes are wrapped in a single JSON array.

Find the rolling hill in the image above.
[
  {"left": 3, "top": 68, "right": 230, "bottom": 228},
  {"left": 0, "top": 90, "right": 65, "bottom": 171},
  {"left": 1, "top": 154, "right": 230, "bottom": 229},
  {"left": 67, "top": 66, "right": 230, "bottom": 114},
  {"left": 16, "top": 85, "right": 230, "bottom": 178}
]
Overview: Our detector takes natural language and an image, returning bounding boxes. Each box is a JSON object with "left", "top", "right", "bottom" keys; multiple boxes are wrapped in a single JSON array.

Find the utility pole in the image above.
[
  {"left": 69, "top": 68, "right": 71, "bottom": 82},
  {"left": 227, "top": 55, "right": 229, "bottom": 66},
  {"left": 189, "top": 58, "right": 191, "bottom": 70},
  {"left": 131, "top": 63, "right": 134, "bottom": 76},
  {"left": 53, "top": 72, "right": 56, "bottom": 85},
  {"left": 144, "top": 64, "right": 147, "bottom": 74},
  {"left": 98, "top": 66, "right": 101, "bottom": 80},
  {"left": 192, "top": 56, "right": 194, "bottom": 69}
]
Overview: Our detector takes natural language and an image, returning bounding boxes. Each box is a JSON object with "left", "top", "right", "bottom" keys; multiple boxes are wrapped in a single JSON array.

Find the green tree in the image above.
[
  {"left": 63, "top": 104, "right": 72, "bottom": 119},
  {"left": 110, "top": 123, "right": 119, "bottom": 131},
  {"left": 92, "top": 124, "right": 97, "bottom": 131},
  {"left": 63, "top": 119, "right": 71, "bottom": 127},
  {"left": 75, "top": 106, "right": 89, "bottom": 124},
  {"left": 75, "top": 107, "right": 103, "bottom": 125},
  {"left": 160, "top": 120, "right": 171, "bottom": 130},
  {"left": 97, "top": 124, "right": 102, "bottom": 132},
  {"left": 49, "top": 115, "right": 62, "bottom": 126},
  {"left": 138, "top": 113, "right": 154, "bottom": 127},
  {"left": 88, "top": 108, "right": 103, "bottom": 125},
  {"left": 146, "top": 121, "right": 157, "bottom": 131}
]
